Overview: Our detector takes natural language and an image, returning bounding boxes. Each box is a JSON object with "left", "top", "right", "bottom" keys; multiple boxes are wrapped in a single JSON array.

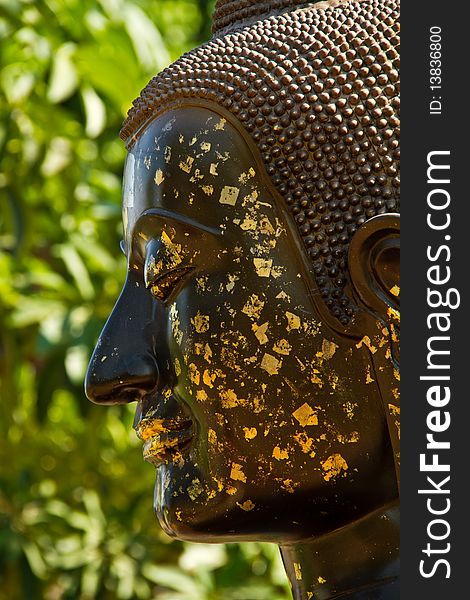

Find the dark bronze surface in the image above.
[{"left": 85, "top": 1, "right": 400, "bottom": 598}]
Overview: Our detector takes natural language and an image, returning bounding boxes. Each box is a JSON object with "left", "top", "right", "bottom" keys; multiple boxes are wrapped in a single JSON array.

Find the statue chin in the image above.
[{"left": 151, "top": 425, "right": 398, "bottom": 544}]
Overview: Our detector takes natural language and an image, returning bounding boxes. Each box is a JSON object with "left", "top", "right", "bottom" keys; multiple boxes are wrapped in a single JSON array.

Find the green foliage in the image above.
[{"left": 0, "top": 1, "right": 291, "bottom": 598}]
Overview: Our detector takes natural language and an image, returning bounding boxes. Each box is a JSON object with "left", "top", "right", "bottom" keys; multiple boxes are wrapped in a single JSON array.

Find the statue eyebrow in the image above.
[
  {"left": 128, "top": 208, "right": 222, "bottom": 259},
  {"left": 140, "top": 208, "right": 222, "bottom": 237}
]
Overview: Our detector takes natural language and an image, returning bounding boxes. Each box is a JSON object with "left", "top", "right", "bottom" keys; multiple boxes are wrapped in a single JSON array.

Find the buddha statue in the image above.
[{"left": 85, "top": 0, "right": 400, "bottom": 598}]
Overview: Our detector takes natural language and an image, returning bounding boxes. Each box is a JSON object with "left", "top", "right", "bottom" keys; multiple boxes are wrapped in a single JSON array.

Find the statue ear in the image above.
[{"left": 348, "top": 213, "right": 400, "bottom": 318}]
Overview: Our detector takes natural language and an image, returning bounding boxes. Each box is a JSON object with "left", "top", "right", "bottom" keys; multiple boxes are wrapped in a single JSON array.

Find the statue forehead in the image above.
[{"left": 123, "top": 106, "right": 290, "bottom": 242}]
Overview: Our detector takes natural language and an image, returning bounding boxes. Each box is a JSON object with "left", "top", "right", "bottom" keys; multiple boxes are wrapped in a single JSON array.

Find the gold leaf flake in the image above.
[
  {"left": 310, "top": 368, "right": 323, "bottom": 387},
  {"left": 242, "top": 294, "right": 265, "bottom": 320},
  {"left": 190, "top": 168, "right": 204, "bottom": 182},
  {"left": 203, "top": 369, "right": 216, "bottom": 388},
  {"left": 253, "top": 258, "right": 272, "bottom": 277},
  {"left": 174, "top": 358, "right": 181, "bottom": 376},
  {"left": 230, "top": 462, "right": 247, "bottom": 483},
  {"left": 188, "top": 363, "right": 200, "bottom": 385},
  {"left": 261, "top": 353, "right": 281, "bottom": 375},
  {"left": 191, "top": 312, "right": 210, "bottom": 333},
  {"left": 388, "top": 403, "right": 400, "bottom": 438},
  {"left": 226, "top": 273, "right": 239, "bottom": 292},
  {"left": 294, "top": 563, "right": 302, "bottom": 581},
  {"left": 390, "top": 285, "right": 400, "bottom": 297},
  {"left": 219, "top": 185, "right": 240, "bottom": 206},
  {"left": 196, "top": 275, "right": 208, "bottom": 291},
  {"left": 238, "top": 168, "right": 256, "bottom": 184},
  {"left": 237, "top": 499, "right": 255, "bottom": 511},
  {"left": 197, "top": 389, "right": 208, "bottom": 401},
  {"left": 220, "top": 388, "right": 244, "bottom": 408},
  {"left": 204, "top": 343, "right": 213, "bottom": 363},
  {"left": 273, "top": 339, "right": 292, "bottom": 355},
  {"left": 294, "top": 432, "right": 314, "bottom": 454},
  {"left": 202, "top": 185, "right": 214, "bottom": 195},
  {"left": 154, "top": 169, "right": 164, "bottom": 185},
  {"left": 321, "top": 454, "right": 348, "bottom": 481},
  {"left": 282, "top": 479, "right": 296, "bottom": 493},
  {"left": 355, "top": 335, "right": 377, "bottom": 354},
  {"left": 240, "top": 216, "right": 257, "bottom": 231},
  {"left": 179, "top": 156, "right": 194, "bottom": 173},
  {"left": 243, "top": 427, "right": 257, "bottom": 441},
  {"left": 272, "top": 446, "right": 289, "bottom": 460},
  {"left": 252, "top": 322, "right": 269, "bottom": 345},
  {"left": 336, "top": 431, "right": 359, "bottom": 444},
  {"left": 285, "top": 311, "right": 301, "bottom": 332},
  {"left": 343, "top": 401, "right": 357, "bottom": 419},
  {"left": 259, "top": 217, "right": 275, "bottom": 235},
  {"left": 322, "top": 339, "right": 338, "bottom": 360},
  {"left": 293, "top": 403, "right": 318, "bottom": 427},
  {"left": 187, "top": 478, "right": 203, "bottom": 500}
]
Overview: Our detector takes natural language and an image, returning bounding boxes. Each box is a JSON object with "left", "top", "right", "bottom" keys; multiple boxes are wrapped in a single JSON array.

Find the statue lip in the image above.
[{"left": 134, "top": 417, "right": 194, "bottom": 466}]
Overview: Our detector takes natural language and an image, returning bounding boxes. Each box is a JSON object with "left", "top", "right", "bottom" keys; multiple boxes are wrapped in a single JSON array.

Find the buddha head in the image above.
[{"left": 85, "top": 0, "right": 400, "bottom": 545}]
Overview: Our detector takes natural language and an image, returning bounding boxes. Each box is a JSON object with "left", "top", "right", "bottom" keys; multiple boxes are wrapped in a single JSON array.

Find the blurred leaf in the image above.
[
  {"left": 82, "top": 85, "right": 107, "bottom": 138},
  {"left": 65, "top": 345, "right": 89, "bottom": 384},
  {"left": 122, "top": 4, "right": 170, "bottom": 71},
  {"left": 179, "top": 543, "right": 227, "bottom": 572},
  {"left": 22, "top": 541, "right": 47, "bottom": 580},
  {"left": 10, "top": 298, "right": 65, "bottom": 328},
  {"left": 142, "top": 563, "right": 204, "bottom": 597},
  {"left": 48, "top": 42, "right": 79, "bottom": 103},
  {"left": 56, "top": 243, "right": 95, "bottom": 300},
  {"left": 75, "top": 30, "right": 144, "bottom": 114},
  {"left": 41, "top": 136, "right": 73, "bottom": 176},
  {"left": 0, "top": 63, "right": 36, "bottom": 104},
  {"left": 81, "top": 560, "right": 102, "bottom": 598}
]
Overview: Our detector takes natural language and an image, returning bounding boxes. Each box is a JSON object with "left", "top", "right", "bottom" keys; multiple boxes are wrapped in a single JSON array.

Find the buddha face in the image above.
[{"left": 86, "top": 106, "right": 397, "bottom": 543}]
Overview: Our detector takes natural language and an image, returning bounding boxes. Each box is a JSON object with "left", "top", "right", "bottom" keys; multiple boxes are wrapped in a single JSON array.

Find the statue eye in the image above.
[
  {"left": 146, "top": 265, "right": 195, "bottom": 302},
  {"left": 144, "top": 235, "right": 194, "bottom": 302}
]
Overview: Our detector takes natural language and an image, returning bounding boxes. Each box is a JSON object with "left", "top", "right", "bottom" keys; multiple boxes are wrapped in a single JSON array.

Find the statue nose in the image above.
[
  {"left": 85, "top": 271, "right": 163, "bottom": 405},
  {"left": 85, "top": 352, "right": 159, "bottom": 405}
]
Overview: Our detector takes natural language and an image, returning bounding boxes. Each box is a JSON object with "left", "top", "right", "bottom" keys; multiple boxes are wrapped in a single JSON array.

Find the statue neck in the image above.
[
  {"left": 212, "top": 0, "right": 320, "bottom": 34},
  {"left": 279, "top": 504, "right": 399, "bottom": 600}
]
